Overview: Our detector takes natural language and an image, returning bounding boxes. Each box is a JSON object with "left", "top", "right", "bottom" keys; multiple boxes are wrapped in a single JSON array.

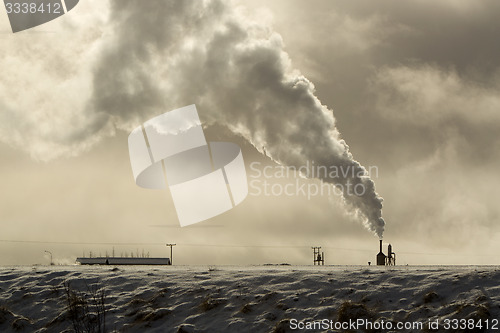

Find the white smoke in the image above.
[{"left": 0, "top": 0, "right": 385, "bottom": 237}]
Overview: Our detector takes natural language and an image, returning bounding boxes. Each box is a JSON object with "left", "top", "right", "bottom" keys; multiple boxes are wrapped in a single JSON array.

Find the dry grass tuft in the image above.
[
  {"left": 423, "top": 291, "right": 440, "bottom": 303},
  {"left": 200, "top": 296, "right": 225, "bottom": 312},
  {"left": 337, "top": 301, "right": 374, "bottom": 322}
]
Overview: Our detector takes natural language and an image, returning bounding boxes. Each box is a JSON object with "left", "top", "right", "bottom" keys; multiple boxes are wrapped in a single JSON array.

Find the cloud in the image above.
[
  {"left": 0, "top": 0, "right": 110, "bottom": 160},
  {"left": 0, "top": 0, "right": 386, "bottom": 237},
  {"left": 367, "top": 66, "right": 500, "bottom": 248},
  {"left": 371, "top": 65, "right": 500, "bottom": 126},
  {"left": 2, "top": 0, "right": 500, "bottom": 264}
]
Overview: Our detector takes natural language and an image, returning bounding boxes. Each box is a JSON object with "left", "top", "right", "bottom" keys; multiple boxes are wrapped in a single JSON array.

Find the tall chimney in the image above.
[{"left": 379, "top": 239, "right": 383, "bottom": 253}]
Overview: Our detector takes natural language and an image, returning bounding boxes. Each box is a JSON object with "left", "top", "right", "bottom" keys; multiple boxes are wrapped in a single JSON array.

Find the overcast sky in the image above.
[{"left": 1, "top": 0, "right": 500, "bottom": 266}]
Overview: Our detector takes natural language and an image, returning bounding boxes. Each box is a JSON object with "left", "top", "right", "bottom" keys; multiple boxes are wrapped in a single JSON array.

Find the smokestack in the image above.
[{"left": 376, "top": 239, "right": 386, "bottom": 265}]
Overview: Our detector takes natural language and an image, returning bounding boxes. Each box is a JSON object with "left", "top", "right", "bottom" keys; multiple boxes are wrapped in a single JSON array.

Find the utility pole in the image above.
[
  {"left": 44, "top": 250, "right": 53, "bottom": 266},
  {"left": 166, "top": 243, "right": 176, "bottom": 265}
]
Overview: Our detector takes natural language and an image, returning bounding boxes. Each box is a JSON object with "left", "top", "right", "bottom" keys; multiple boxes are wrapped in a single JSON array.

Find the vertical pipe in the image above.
[{"left": 379, "top": 239, "right": 383, "bottom": 253}]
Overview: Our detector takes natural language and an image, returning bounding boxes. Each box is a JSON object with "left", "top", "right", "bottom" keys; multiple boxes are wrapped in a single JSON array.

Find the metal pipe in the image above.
[
  {"left": 44, "top": 250, "right": 53, "bottom": 265},
  {"left": 379, "top": 239, "right": 383, "bottom": 253}
]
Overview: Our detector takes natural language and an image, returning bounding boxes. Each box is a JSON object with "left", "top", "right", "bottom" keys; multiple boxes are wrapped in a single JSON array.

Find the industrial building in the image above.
[
  {"left": 76, "top": 257, "right": 171, "bottom": 265},
  {"left": 376, "top": 240, "right": 396, "bottom": 266},
  {"left": 77, "top": 244, "right": 175, "bottom": 265}
]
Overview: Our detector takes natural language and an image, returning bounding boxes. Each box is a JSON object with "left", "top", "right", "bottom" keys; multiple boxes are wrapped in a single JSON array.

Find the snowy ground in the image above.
[{"left": 0, "top": 265, "right": 499, "bottom": 332}]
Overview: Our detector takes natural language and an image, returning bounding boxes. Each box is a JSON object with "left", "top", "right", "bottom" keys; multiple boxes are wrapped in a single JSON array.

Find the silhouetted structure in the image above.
[
  {"left": 77, "top": 247, "right": 171, "bottom": 265},
  {"left": 76, "top": 257, "right": 170, "bottom": 265},
  {"left": 386, "top": 244, "right": 396, "bottom": 265},
  {"left": 166, "top": 243, "right": 176, "bottom": 265},
  {"left": 312, "top": 246, "right": 324, "bottom": 265},
  {"left": 376, "top": 240, "right": 386, "bottom": 265},
  {"left": 376, "top": 240, "right": 396, "bottom": 266}
]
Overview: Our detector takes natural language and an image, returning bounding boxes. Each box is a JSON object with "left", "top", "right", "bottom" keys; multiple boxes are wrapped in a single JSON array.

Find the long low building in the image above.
[{"left": 76, "top": 257, "right": 171, "bottom": 265}]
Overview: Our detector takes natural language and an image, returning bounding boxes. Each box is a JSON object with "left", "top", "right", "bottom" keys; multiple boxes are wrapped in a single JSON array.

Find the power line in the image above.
[
  {"left": 0, "top": 239, "right": 165, "bottom": 246},
  {"left": 0, "top": 239, "right": 350, "bottom": 249},
  {"left": 0, "top": 239, "right": 371, "bottom": 251},
  {"left": 0, "top": 239, "right": 497, "bottom": 258}
]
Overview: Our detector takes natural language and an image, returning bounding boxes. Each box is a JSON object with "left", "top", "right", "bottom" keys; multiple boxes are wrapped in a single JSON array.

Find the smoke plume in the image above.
[{"left": 1, "top": 0, "right": 385, "bottom": 237}]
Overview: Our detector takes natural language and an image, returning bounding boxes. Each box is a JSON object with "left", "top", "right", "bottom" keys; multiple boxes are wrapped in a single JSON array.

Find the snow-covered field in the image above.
[{"left": 1, "top": 265, "right": 499, "bottom": 332}]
